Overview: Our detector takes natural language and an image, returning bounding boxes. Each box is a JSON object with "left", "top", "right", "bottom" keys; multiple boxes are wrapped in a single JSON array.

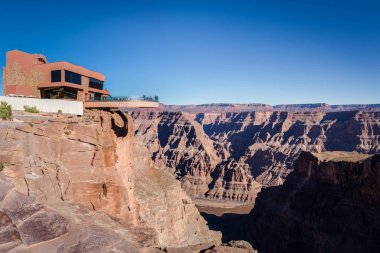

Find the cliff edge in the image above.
[{"left": 249, "top": 151, "right": 380, "bottom": 253}]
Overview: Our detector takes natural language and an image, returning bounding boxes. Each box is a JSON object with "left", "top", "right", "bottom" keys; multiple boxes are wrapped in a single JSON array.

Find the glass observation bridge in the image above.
[
  {"left": 84, "top": 95, "right": 160, "bottom": 109},
  {"left": 87, "top": 95, "right": 159, "bottom": 102}
]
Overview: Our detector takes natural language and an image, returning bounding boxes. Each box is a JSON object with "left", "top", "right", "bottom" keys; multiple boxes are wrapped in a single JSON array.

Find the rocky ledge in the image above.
[{"left": 248, "top": 151, "right": 380, "bottom": 253}]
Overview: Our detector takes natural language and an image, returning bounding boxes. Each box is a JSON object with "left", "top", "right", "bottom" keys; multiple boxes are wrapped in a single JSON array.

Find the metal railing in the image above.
[{"left": 87, "top": 95, "right": 159, "bottom": 102}]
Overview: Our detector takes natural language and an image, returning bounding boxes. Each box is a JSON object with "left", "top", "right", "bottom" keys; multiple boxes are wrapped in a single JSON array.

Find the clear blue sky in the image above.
[{"left": 0, "top": 0, "right": 379, "bottom": 105}]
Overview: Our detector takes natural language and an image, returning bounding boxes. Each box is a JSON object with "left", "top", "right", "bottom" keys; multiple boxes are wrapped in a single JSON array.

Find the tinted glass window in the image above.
[
  {"left": 51, "top": 70, "right": 61, "bottom": 82},
  {"left": 65, "top": 70, "right": 82, "bottom": 85},
  {"left": 89, "top": 78, "right": 104, "bottom": 90},
  {"left": 41, "top": 87, "right": 77, "bottom": 100}
]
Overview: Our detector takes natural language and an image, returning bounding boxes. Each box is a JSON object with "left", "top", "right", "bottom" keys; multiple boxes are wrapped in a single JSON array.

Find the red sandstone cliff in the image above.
[{"left": 0, "top": 111, "right": 221, "bottom": 251}]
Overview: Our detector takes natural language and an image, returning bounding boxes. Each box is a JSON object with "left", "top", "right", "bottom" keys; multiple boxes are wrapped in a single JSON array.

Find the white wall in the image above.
[{"left": 0, "top": 96, "right": 83, "bottom": 115}]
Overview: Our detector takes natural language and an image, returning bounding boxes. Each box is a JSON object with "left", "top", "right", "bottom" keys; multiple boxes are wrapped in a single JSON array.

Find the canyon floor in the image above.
[
  {"left": 194, "top": 198, "right": 254, "bottom": 243},
  {"left": 194, "top": 198, "right": 254, "bottom": 216}
]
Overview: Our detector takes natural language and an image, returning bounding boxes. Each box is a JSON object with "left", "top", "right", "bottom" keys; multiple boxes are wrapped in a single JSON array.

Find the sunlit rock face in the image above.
[
  {"left": 130, "top": 110, "right": 380, "bottom": 202},
  {"left": 0, "top": 111, "right": 137, "bottom": 225},
  {"left": 0, "top": 174, "right": 145, "bottom": 253},
  {"left": 0, "top": 110, "right": 221, "bottom": 250},
  {"left": 248, "top": 151, "right": 380, "bottom": 253}
]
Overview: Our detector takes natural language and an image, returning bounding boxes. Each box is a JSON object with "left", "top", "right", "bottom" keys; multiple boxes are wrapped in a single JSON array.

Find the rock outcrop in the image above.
[
  {"left": 129, "top": 110, "right": 380, "bottom": 202},
  {"left": 248, "top": 151, "right": 380, "bottom": 253},
  {"left": 0, "top": 110, "right": 221, "bottom": 251},
  {"left": 0, "top": 174, "right": 147, "bottom": 253},
  {"left": 133, "top": 141, "right": 220, "bottom": 247},
  {"left": 0, "top": 111, "right": 138, "bottom": 225}
]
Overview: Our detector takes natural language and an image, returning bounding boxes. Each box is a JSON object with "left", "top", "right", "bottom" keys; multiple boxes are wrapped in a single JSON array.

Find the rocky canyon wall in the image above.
[
  {"left": 0, "top": 111, "right": 138, "bottom": 225},
  {"left": 129, "top": 110, "right": 380, "bottom": 202},
  {"left": 248, "top": 151, "right": 380, "bottom": 253}
]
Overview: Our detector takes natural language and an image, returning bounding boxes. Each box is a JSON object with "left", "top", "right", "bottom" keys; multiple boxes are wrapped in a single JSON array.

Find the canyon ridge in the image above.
[{"left": 129, "top": 104, "right": 380, "bottom": 203}]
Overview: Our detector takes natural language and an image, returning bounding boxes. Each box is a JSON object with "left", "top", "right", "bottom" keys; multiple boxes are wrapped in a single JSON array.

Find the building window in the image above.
[
  {"left": 65, "top": 70, "right": 82, "bottom": 85},
  {"left": 51, "top": 70, "right": 61, "bottom": 82},
  {"left": 89, "top": 78, "right": 104, "bottom": 90},
  {"left": 41, "top": 87, "right": 78, "bottom": 100}
]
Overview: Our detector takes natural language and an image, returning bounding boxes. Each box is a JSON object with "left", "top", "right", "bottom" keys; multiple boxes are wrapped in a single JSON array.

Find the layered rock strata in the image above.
[
  {"left": 129, "top": 110, "right": 380, "bottom": 202},
  {"left": 131, "top": 111, "right": 223, "bottom": 199},
  {"left": 248, "top": 151, "right": 380, "bottom": 253}
]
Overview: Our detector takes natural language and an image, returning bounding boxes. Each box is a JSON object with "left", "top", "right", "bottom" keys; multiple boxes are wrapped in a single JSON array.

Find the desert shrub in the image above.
[
  {"left": 0, "top": 162, "right": 4, "bottom": 172},
  {"left": 0, "top": 101, "right": 12, "bottom": 120},
  {"left": 24, "top": 105, "right": 39, "bottom": 113},
  {"left": 57, "top": 109, "right": 63, "bottom": 114}
]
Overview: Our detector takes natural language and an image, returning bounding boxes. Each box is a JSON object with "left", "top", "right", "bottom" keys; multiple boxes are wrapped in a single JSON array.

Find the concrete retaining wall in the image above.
[{"left": 0, "top": 96, "right": 83, "bottom": 115}]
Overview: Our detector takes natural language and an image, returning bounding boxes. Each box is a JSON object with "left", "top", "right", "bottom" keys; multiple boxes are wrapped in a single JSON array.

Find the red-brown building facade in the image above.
[{"left": 2, "top": 50, "right": 110, "bottom": 101}]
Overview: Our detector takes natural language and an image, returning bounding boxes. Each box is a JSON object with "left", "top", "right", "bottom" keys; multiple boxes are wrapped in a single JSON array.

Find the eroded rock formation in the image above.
[
  {"left": 248, "top": 151, "right": 380, "bottom": 253},
  {"left": 0, "top": 110, "right": 221, "bottom": 251},
  {"left": 129, "top": 110, "right": 380, "bottom": 202},
  {"left": 131, "top": 111, "right": 222, "bottom": 199},
  {"left": 0, "top": 174, "right": 147, "bottom": 252}
]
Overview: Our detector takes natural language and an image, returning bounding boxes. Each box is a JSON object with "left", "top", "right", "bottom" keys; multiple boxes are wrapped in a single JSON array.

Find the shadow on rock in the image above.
[{"left": 200, "top": 212, "right": 251, "bottom": 243}]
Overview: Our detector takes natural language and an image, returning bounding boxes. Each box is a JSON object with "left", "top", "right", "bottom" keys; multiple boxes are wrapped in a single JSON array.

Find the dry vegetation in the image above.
[
  {"left": 0, "top": 101, "right": 12, "bottom": 120},
  {"left": 24, "top": 105, "right": 39, "bottom": 113}
]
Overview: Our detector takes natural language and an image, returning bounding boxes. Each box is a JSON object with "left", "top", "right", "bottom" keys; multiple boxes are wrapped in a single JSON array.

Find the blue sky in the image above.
[{"left": 0, "top": 0, "right": 379, "bottom": 105}]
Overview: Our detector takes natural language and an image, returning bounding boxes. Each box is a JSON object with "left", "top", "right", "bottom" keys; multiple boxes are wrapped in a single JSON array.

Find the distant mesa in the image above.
[{"left": 159, "top": 103, "right": 380, "bottom": 113}]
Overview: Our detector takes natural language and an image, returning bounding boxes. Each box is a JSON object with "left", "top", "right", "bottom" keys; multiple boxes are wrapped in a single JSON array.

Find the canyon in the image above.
[
  {"left": 1, "top": 104, "right": 379, "bottom": 252},
  {"left": 129, "top": 109, "right": 380, "bottom": 203}
]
